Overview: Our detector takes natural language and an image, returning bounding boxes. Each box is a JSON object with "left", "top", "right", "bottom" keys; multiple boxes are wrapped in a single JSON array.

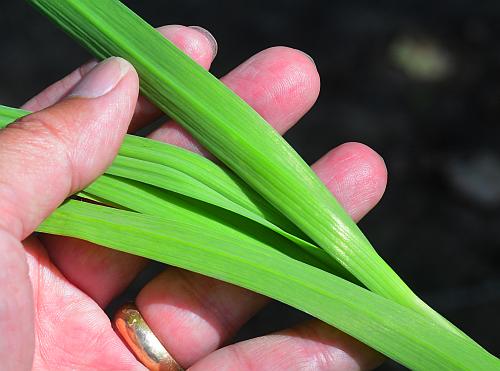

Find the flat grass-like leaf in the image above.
[
  {"left": 121, "top": 134, "right": 301, "bottom": 233},
  {"left": 4, "top": 0, "right": 497, "bottom": 366},
  {"left": 0, "top": 106, "right": 303, "bottom": 237},
  {"left": 0, "top": 105, "right": 27, "bottom": 125},
  {"left": 37, "top": 200, "right": 499, "bottom": 371},
  {"left": 82, "top": 175, "right": 343, "bottom": 276},
  {"left": 2, "top": 105, "right": 498, "bottom": 367},
  {"left": 26, "top": 0, "right": 447, "bottom": 327},
  {"left": 0, "top": 105, "right": 350, "bottom": 278}
]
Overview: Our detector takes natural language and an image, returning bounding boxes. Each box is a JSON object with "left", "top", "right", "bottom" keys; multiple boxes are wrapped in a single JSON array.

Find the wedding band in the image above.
[{"left": 114, "top": 303, "right": 184, "bottom": 371}]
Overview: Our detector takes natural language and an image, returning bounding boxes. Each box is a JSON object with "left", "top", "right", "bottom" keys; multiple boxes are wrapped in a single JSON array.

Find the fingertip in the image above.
[
  {"left": 101, "top": 57, "right": 140, "bottom": 100},
  {"left": 313, "top": 142, "right": 388, "bottom": 222},
  {"left": 340, "top": 142, "right": 388, "bottom": 194},
  {"left": 157, "top": 24, "right": 217, "bottom": 69},
  {"left": 265, "top": 46, "right": 320, "bottom": 89},
  {"left": 189, "top": 26, "right": 218, "bottom": 58},
  {"left": 64, "top": 57, "right": 137, "bottom": 100},
  {"left": 223, "top": 46, "right": 321, "bottom": 133},
  {"left": 111, "top": 57, "right": 140, "bottom": 104},
  {"left": 116, "top": 57, "right": 139, "bottom": 84},
  {"left": 261, "top": 46, "right": 321, "bottom": 101}
]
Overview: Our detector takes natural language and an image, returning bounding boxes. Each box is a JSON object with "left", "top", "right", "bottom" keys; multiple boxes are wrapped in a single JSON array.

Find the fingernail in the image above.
[
  {"left": 189, "top": 26, "right": 218, "bottom": 57},
  {"left": 68, "top": 57, "right": 131, "bottom": 99}
]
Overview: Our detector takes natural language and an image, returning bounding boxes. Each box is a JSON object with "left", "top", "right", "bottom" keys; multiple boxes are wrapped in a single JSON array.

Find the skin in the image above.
[{"left": 0, "top": 25, "right": 387, "bottom": 370}]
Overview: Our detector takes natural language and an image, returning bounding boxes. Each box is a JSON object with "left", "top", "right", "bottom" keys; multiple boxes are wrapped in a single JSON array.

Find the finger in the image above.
[
  {"left": 136, "top": 142, "right": 388, "bottom": 367},
  {"left": 148, "top": 46, "right": 320, "bottom": 153},
  {"left": 0, "top": 57, "right": 138, "bottom": 240},
  {"left": 41, "top": 237, "right": 148, "bottom": 308},
  {"left": 190, "top": 320, "right": 384, "bottom": 371},
  {"left": 312, "top": 142, "right": 387, "bottom": 222},
  {"left": 22, "top": 25, "right": 217, "bottom": 132},
  {"left": 42, "top": 46, "right": 320, "bottom": 308}
]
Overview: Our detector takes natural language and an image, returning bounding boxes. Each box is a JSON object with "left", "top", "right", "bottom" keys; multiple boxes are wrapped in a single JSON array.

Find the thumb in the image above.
[{"left": 0, "top": 57, "right": 139, "bottom": 240}]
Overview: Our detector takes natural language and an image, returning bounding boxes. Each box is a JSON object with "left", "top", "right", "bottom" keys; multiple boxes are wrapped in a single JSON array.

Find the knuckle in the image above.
[
  {"left": 8, "top": 112, "right": 78, "bottom": 190},
  {"left": 16, "top": 112, "right": 71, "bottom": 149}
]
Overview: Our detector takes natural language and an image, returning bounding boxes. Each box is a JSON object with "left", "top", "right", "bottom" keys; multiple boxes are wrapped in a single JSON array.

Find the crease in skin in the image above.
[
  {"left": 0, "top": 115, "right": 78, "bottom": 239},
  {"left": 25, "top": 239, "right": 142, "bottom": 370},
  {"left": 149, "top": 124, "right": 210, "bottom": 156},
  {"left": 0, "top": 229, "right": 34, "bottom": 371},
  {"left": 286, "top": 323, "right": 383, "bottom": 370}
]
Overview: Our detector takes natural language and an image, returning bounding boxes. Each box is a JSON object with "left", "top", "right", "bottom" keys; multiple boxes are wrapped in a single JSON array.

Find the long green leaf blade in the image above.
[
  {"left": 0, "top": 106, "right": 305, "bottom": 239},
  {"left": 0, "top": 105, "right": 347, "bottom": 276},
  {"left": 121, "top": 134, "right": 301, "bottom": 235},
  {"left": 2, "top": 106, "right": 496, "bottom": 367},
  {"left": 0, "top": 105, "right": 27, "bottom": 126},
  {"left": 83, "top": 174, "right": 346, "bottom": 277},
  {"left": 37, "top": 200, "right": 499, "bottom": 371},
  {"left": 24, "top": 0, "right": 454, "bottom": 329}
]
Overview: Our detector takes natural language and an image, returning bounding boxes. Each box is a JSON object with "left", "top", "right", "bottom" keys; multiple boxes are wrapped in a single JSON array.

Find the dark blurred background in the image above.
[{"left": 1, "top": 1, "right": 499, "bottom": 369}]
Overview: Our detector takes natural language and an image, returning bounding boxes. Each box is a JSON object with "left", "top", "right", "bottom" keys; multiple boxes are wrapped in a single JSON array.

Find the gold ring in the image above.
[{"left": 114, "top": 303, "right": 184, "bottom": 371}]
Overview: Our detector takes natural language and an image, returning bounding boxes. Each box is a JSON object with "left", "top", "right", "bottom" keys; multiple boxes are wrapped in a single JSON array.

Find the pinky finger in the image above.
[{"left": 189, "top": 320, "right": 384, "bottom": 371}]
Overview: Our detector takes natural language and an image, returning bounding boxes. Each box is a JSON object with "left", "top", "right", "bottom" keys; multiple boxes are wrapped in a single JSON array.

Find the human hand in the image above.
[{"left": 0, "top": 25, "right": 387, "bottom": 370}]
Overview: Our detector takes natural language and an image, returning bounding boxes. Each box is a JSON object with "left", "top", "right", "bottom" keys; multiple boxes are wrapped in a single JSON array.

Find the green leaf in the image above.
[
  {"left": 3, "top": 103, "right": 497, "bottom": 368},
  {"left": 0, "top": 105, "right": 352, "bottom": 279},
  {"left": 38, "top": 200, "right": 499, "bottom": 371},
  {"left": 82, "top": 175, "right": 342, "bottom": 275},
  {"left": 25, "top": 0, "right": 454, "bottom": 330},
  {"left": 4, "top": 0, "right": 495, "bottom": 366},
  {"left": 0, "top": 105, "right": 28, "bottom": 127}
]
